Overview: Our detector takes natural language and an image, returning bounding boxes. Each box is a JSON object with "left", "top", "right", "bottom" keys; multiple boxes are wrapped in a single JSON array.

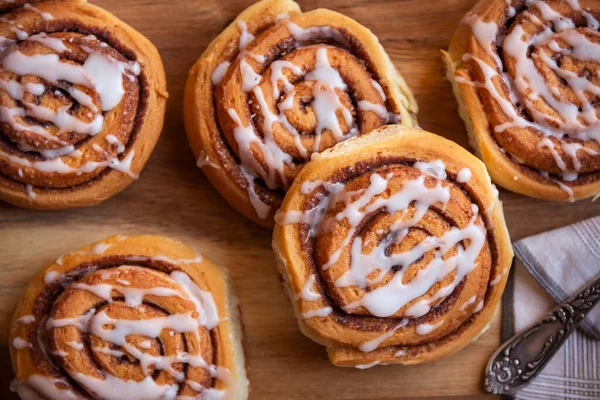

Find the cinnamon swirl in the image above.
[
  {"left": 0, "top": 0, "right": 168, "bottom": 209},
  {"left": 9, "top": 235, "right": 248, "bottom": 399},
  {"left": 445, "top": 0, "right": 600, "bottom": 201},
  {"left": 184, "top": 0, "right": 418, "bottom": 227},
  {"left": 273, "top": 125, "right": 513, "bottom": 367}
]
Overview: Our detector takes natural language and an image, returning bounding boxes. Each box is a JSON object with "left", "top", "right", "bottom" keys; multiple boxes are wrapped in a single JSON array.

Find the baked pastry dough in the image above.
[
  {"left": 273, "top": 125, "right": 513, "bottom": 367},
  {"left": 0, "top": 0, "right": 168, "bottom": 209},
  {"left": 184, "top": 0, "right": 417, "bottom": 226},
  {"left": 10, "top": 235, "right": 248, "bottom": 399},
  {"left": 444, "top": 0, "right": 600, "bottom": 201}
]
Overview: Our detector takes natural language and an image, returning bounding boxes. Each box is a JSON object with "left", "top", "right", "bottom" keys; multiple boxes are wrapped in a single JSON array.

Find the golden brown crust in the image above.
[
  {"left": 0, "top": 0, "right": 168, "bottom": 209},
  {"left": 184, "top": 0, "right": 417, "bottom": 227},
  {"left": 272, "top": 125, "right": 513, "bottom": 367},
  {"left": 445, "top": 0, "right": 600, "bottom": 201},
  {"left": 10, "top": 235, "right": 248, "bottom": 400}
]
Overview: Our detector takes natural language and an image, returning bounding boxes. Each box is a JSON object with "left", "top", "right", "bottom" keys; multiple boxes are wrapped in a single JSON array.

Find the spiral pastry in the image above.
[
  {"left": 9, "top": 235, "right": 248, "bottom": 399},
  {"left": 0, "top": 0, "right": 168, "bottom": 209},
  {"left": 184, "top": 0, "right": 418, "bottom": 227},
  {"left": 444, "top": 0, "right": 600, "bottom": 201},
  {"left": 272, "top": 126, "right": 513, "bottom": 367}
]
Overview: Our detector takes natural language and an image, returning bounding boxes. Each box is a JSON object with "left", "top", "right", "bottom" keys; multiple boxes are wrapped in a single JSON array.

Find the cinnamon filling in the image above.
[
  {"left": 14, "top": 256, "right": 225, "bottom": 399},
  {"left": 0, "top": 10, "right": 150, "bottom": 194},
  {"left": 279, "top": 156, "right": 499, "bottom": 350},
  {"left": 207, "top": 15, "right": 405, "bottom": 219},
  {"left": 458, "top": 0, "right": 600, "bottom": 196}
]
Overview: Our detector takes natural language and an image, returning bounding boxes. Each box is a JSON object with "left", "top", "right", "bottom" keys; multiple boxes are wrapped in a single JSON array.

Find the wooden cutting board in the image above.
[{"left": 1, "top": 0, "right": 599, "bottom": 398}]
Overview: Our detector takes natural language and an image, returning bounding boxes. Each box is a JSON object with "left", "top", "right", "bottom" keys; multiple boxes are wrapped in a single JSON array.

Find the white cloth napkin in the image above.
[{"left": 506, "top": 217, "right": 600, "bottom": 400}]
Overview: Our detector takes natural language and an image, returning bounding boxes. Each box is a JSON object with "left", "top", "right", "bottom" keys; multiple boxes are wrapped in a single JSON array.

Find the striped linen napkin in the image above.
[{"left": 503, "top": 217, "right": 600, "bottom": 400}]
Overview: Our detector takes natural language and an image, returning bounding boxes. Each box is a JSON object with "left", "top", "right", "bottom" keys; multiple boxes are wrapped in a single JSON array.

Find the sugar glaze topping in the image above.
[
  {"left": 0, "top": 23, "right": 142, "bottom": 198},
  {"left": 278, "top": 159, "right": 499, "bottom": 352},
  {"left": 458, "top": 0, "right": 600, "bottom": 200},
  {"left": 208, "top": 15, "right": 403, "bottom": 219},
  {"left": 11, "top": 245, "right": 233, "bottom": 400}
]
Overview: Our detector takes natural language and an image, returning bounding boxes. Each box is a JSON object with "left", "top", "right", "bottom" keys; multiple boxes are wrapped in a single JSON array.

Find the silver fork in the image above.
[{"left": 484, "top": 273, "right": 600, "bottom": 395}]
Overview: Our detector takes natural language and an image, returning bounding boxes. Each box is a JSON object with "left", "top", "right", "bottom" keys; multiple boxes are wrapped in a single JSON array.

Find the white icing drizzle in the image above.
[
  {"left": 3, "top": 47, "right": 135, "bottom": 112},
  {"left": 394, "top": 349, "right": 407, "bottom": 357},
  {"left": 457, "top": 167, "right": 472, "bottom": 183},
  {"left": 93, "top": 346, "right": 125, "bottom": 357},
  {"left": 237, "top": 20, "right": 254, "bottom": 51},
  {"left": 23, "top": 3, "right": 53, "bottom": 21},
  {"left": 211, "top": 61, "right": 230, "bottom": 85},
  {"left": 282, "top": 19, "right": 349, "bottom": 47},
  {"left": 0, "top": 33, "right": 141, "bottom": 187},
  {"left": 305, "top": 46, "right": 346, "bottom": 89},
  {"left": 227, "top": 45, "right": 357, "bottom": 217},
  {"left": 415, "top": 320, "right": 444, "bottom": 335},
  {"left": 489, "top": 274, "right": 502, "bottom": 287},
  {"left": 105, "top": 134, "right": 125, "bottom": 153},
  {"left": 66, "top": 341, "right": 84, "bottom": 351},
  {"left": 301, "top": 306, "right": 332, "bottom": 319},
  {"left": 0, "top": 147, "right": 138, "bottom": 179},
  {"left": 460, "top": 1, "right": 600, "bottom": 197},
  {"left": 227, "top": 106, "right": 291, "bottom": 191},
  {"left": 25, "top": 184, "right": 35, "bottom": 199},
  {"left": 11, "top": 375, "right": 85, "bottom": 400},
  {"left": 358, "top": 79, "right": 400, "bottom": 123},
  {"left": 354, "top": 361, "right": 380, "bottom": 369},
  {"left": 46, "top": 248, "right": 201, "bottom": 286},
  {"left": 74, "top": 373, "right": 178, "bottom": 400},
  {"left": 459, "top": 295, "right": 477, "bottom": 311},
  {"left": 474, "top": 299, "right": 484, "bottom": 313},
  {"left": 207, "top": 15, "right": 396, "bottom": 220},
  {"left": 414, "top": 160, "right": 447, "bottom": 180},
  {"left": 358, "top": 319, "right": 408, "bottom": 352},
  {"left": 30, "top": 263, "right": 230, "bottom": 399},
  {"left": 170, "top": 270, "right": 221, "bottom": 330},
  {"left": 240, "top": 59, "right": 261, "bottom": 91},
  {"left": 72, "top": 281, "right": 182, "bottom": 308},
  {"left": 13, "top": 336, "right": 32, "bottom": 349},
  {"left": 196, "top": 150, "right": 220, "bottom": 169},
  {"left": 294, "top": 274, "right": 333, "bottom": 319},
  {"left": 278, "top": 161, "right": 490, "bottom": 330},
  {"left": 239, "top": 165, "right": 271, "bottom": 219},
  {"left": 294, "top": 274, "right": 321, "bottom": 301},
  {"left": 90, "top": 241, "right": 111, "bottom": 255},
  {"left": 15, "top": 314, "right": 35, "bottom": 324},
  {"left": 0, "top": 16, "right": 29, "bottom": 40}
]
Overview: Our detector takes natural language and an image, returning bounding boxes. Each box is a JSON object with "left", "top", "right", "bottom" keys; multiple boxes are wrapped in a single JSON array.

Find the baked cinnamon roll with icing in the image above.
[
  {"left": 184, "top": 0, "right": 418, "bottom": 227},
  {"left": 273, "top": 125, "right": 513, "bottom": 367},
  {"left": 0, "top": 0, "right": 168, "bottom": 209},
  {"left": 444, "top": 0, "right": 600, "bottom": 201},
  {"left": 9, "top": 235, "right": 248, "bottom": 399}
]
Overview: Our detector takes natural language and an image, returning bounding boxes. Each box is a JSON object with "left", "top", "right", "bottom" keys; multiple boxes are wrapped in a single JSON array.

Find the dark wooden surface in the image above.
[{"left": 1, "top": 0, "right": 598, "bottom": 398}]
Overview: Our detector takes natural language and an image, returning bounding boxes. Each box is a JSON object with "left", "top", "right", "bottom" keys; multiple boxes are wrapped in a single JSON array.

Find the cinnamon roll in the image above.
[
  {"left": 444, "top": 0, "right": 600, "bottom": 201},
  {"left": 0, "top": 0, "right": 168, "bottom": 209},
  {"left": 9, "top": 235, "right": 248, "bottom": 399},
  {"left": 272, "top": 125, "right": 513, "bottom": 367},
  {"left": 184, "top": 0, "right": 418, "bottom": 227}
]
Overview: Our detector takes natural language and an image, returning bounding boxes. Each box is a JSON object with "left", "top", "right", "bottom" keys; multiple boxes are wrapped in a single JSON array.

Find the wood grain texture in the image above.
[{"left": 0, "top": 0, "right": 598, "bottom": 398}]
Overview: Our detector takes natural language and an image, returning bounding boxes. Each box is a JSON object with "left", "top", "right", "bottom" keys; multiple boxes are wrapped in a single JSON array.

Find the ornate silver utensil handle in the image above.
[{"left": 484, "top": 273, "right": 600, "bottom": 395}]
